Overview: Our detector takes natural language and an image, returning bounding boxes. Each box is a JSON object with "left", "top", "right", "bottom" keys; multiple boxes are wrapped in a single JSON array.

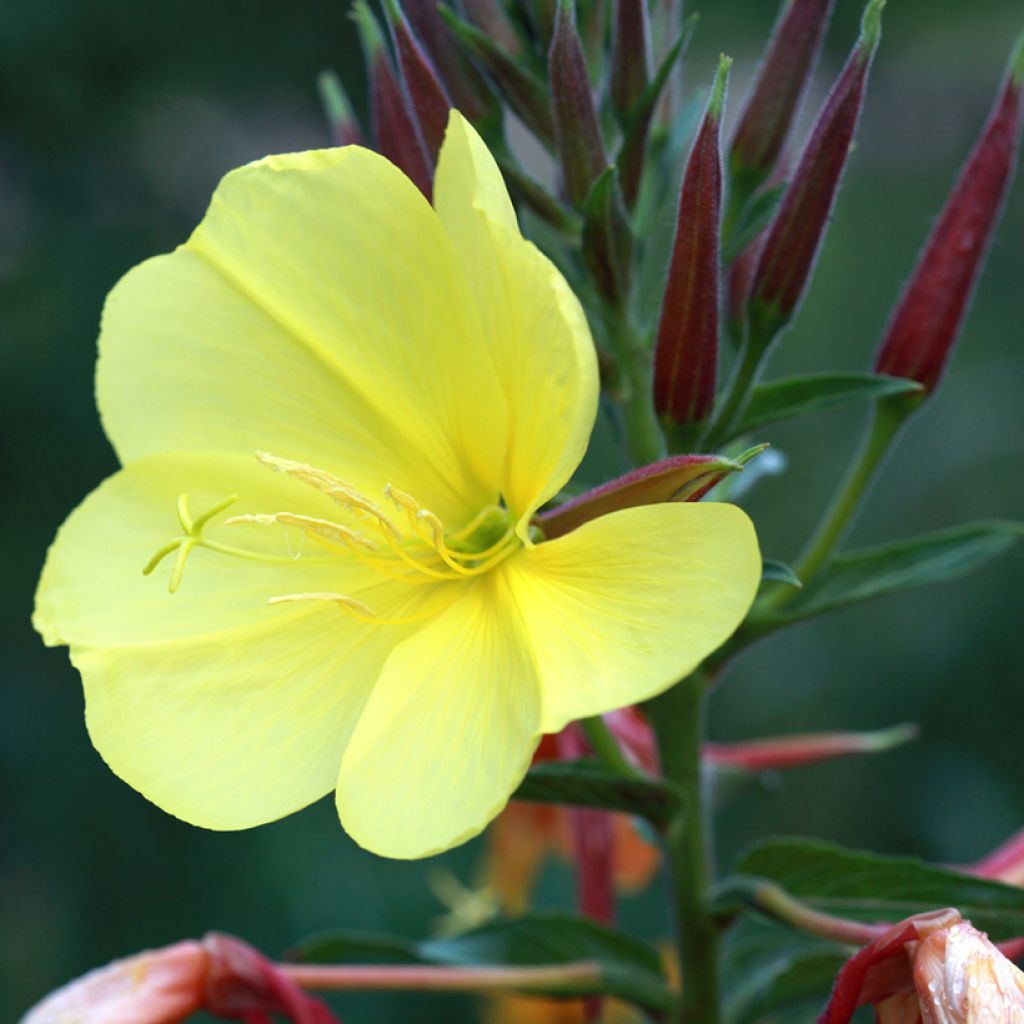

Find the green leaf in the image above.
[
  {"left": 761, "top": 559, "right": 802, "bottom": 588},
  {"left": 729, "top": 372, "right": 923, "bottom": 439},
  {"left": 513, "top": 757, "right": 680, "bottom": 827},
  {"left": 723, "top": 917, "right": 846, "bottom": 1024},
  {"left": 720, "top": 183, "right": 785, "bottom": 265},
  {"left": 730, "top": 838, "right": 1024, "bottom": 940},
  {"left": 289, "top": 914, "right": 673, "bottom": 1012},
  {"left": 754, "top": 521, "right": 1023, "bottom": 626}
]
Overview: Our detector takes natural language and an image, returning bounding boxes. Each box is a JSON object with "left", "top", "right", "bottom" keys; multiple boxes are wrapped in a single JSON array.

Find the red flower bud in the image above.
[
  {"left": 610, "top": 0, "right": 651, "bottom": 123},
  {"left": 730, "top": 0, "right": 836, "bottom": 196},
  {"left": 381, "top": 0, "right": 451, "bottom": 160},
  {"left": 549, "top": 0, "right": 608, "bottom": 207},
  {"left": 463, "top": 0, "right": 523, "bottom": 57},
  {"left": 654, "top": 57, "right": 731, "bottom": 431},
  {"left": 748, "top": 0, "right": 884, "bottom": 345},
  {"left": 316, "top": 71, "right": 364, "bottom": 148},
  {"left": 536, "top": 451, "right": 751, "bottom": 540},
  {"left": 399, "top": 1, "right": 496, "bottom": 123},
  {"left": 353, "top": 0, "right": 432, "bottom": 199},
  {"left": 873, "top": 32, "right": 1024, "bottom": 396}
]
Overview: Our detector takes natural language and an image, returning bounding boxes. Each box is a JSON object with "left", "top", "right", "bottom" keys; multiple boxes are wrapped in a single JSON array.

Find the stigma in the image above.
[{"left": 142, "top": 452, "right": 524, "bottom": 622}]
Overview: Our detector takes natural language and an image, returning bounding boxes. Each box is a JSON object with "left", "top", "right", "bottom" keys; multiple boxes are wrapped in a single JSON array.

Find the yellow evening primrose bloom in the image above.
[{"left": 33, "top": 112, "right": 760, "bottom": 859}]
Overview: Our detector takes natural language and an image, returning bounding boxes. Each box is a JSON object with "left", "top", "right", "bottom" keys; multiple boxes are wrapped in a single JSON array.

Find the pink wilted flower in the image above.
[
  {"left": 819, "top": 909, "right": 1024, "bottom": 1023},
  {"left": 22, "top": 933, "right": 338, "bottom": 1024}
]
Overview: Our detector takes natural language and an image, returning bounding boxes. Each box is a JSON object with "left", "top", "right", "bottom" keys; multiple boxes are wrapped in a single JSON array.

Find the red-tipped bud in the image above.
[
  {"left": 730, "top": 0, "right": 836, "bottom": 196},
  {"left": 611, "top": 0, "right": 652, "bottom": 122},
  {"left": 653, "top": 56, "right": 730, "bottom": 433},
  {"left": 353, "top": 0, "right": 433, "bottom": 198},
  {"left": 873, "top": 33, "right": 1024, "bottom": 396},
  {"left": 549, "top": 0, "right": 608, "bottom": 207},
  {"left": 536, "top": 450, "right": 753, "bottom": 540},
  {"left": 440, "top": 7, "right": 555, "bottom": 145},
  {"left": 705, "top": 723, "right": 917, "bottom": 771},
  {"left": 382, "top": 0, "right": 451, "bottom": 159},
  {"left": 748, "top": 0, "right": 884, "bottom": 346},
  {"left": 969, "top": 828, "right": 1024, "bottom": 885},
  {"left": 316, "top": 70, "right": 364, "bottom": 147},
  {"left": 399, "top": 1, "right": 496, "bottom": 123}
]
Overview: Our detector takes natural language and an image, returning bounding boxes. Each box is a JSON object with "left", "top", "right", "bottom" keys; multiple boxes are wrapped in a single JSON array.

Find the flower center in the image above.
[{"left": 142, "top": 451, "right": 523, "bottom": 623}]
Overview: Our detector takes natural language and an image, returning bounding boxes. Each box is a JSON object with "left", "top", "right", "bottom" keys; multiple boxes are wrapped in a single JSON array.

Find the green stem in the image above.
[
  {"left": 649, "top": 672, "right": 720, "bottom": 1024},
  {"left": 702, "top": 332, "right": 767, "bottom": 450},
  {"left": 608, "top": 314, "right": 666, "bottom": 466},
  {"left": 769, "top": 396, "right": 911, "bottom": 610},
  {"left": 580, "top": 716, "right": 645, "bottom": 779}
]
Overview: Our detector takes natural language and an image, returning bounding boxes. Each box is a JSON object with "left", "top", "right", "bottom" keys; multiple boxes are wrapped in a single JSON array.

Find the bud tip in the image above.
[
  {"left": 1011, "top": 27, "right": 1024, "bottom": 88},
  {"left": 859, "top": 0, "right": 885, "bottom": 55},
  {"left": 709, "top": 54, "right": 733, "bottom": 121}
]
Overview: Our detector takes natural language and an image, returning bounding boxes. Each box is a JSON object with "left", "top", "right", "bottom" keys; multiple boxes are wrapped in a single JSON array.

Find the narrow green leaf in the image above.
[
  {"left": 288, "top": 930, "right": 425, "bottom": 965},
  {"left": 755, "top": 521, "right": 1023, "bottom": 626},
  {"left": 729, "top": 372, "right": 923, "bottom": 439},
  {"left": 730, "top": 838, "right": 1024, "bottom": 940},
  {"left": 762, "top": 559, "right": 802, "bottom": 588},
  {"left": 513, "top": 757, "right": 680, "bottom": 827}
]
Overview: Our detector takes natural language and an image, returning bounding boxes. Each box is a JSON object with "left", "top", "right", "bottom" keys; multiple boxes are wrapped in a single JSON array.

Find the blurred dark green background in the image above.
[{"left": 2, "top": 1, "right": 1021, "bottom": 1020}]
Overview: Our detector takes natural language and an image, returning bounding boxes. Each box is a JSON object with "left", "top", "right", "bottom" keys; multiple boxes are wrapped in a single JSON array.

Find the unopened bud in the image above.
[
  {"left": 549, "top": 0, "right": 608, "bottom": 207},
  {"left": 463, "top": 0, "right": 522, "bottom": 57},
  {"left": 730, "top": 0, "right": 836, "bottom": 199},
  {"left": 353, "top": 0, "right": 433, "bottom": 198},
  {"left": 537, "top": 450, "right": 751, "bottom": 540},
  {"left": 400, "top": 1, "right": 496, "bottom": 123},
  {"left": 317, "top": 70, "right": 364, "bottom": 147},
  {"left": 381, "top": 0, "right": 451, "bottom": 159},
  {"left": 873, "top": 30, "right": 1024, "bottom": 397},
  {"left": 653, "top": 56, "right": 731, "bottom": 435},
  {"left": 748, "top": 0, "right": 884, "bottom": 347},
  {"left": 611, "top": 0, "right": 652, "bottom": 122}
]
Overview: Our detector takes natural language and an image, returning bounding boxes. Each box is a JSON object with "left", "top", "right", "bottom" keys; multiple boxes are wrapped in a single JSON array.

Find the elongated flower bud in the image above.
[
  {"left": 873, "top": 33, "right": 1024, "bottom": 396},
  {"left": 400, "top": 1, "right": 495, "bottom": 122},
  {"left": 316, "top": 70, "right": 364, "bottom": 147},
  {"left": 611, "top": 0, "right": 651, "bottom": 122},
  {"left": 353, "top": 0, "right": 432, "bottom": 197},
  {"left": 748, "top": 0, "right": 884, "bottom": 346},
  {"left": 382, "top": 0, "right": 451, "bottom": 159},
  {"left": 463, "top": 0, "right": 522, "bottom": 57},
  {"left": 730, "top": 0, "right": 835, "bottom": 197},
  {"left": 654, "top": 57, "right": 731, "bottom": 433},
  {"left": 549, "top": 0, "right": 608, "bottom": 207}
]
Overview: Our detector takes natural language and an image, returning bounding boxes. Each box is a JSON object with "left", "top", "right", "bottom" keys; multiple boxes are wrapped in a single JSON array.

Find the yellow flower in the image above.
[{"left": 33, "top": 112, "right": 760, "bottom": 859}]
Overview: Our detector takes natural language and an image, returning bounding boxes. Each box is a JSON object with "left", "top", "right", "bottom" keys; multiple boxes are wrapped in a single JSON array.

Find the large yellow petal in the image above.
[
  {"left": 97, "top": 146, "right": 509, "bottom": 526},
  {"left": 433, "top": 113, "right": 599, "bottom": 527},
  {"left": 505, "top": 503, "right": 760, "bottom": 733},
  {"left": 34, "top": 451, "right": 453, "bottom": 829},
  {"left": 33, "top": 451, "right": 401, "bottom": 648},
  {"left": 336, "top": 573, "right": 542, "bottom": 859}
]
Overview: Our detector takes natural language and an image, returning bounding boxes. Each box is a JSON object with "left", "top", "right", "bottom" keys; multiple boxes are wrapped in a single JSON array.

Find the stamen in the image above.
[{"left": 227, "top": 512, "right": 379, "bottom": 553}]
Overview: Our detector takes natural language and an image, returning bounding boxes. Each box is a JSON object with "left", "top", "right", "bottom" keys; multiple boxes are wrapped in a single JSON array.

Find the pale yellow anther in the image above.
[
  {"left": 226, "top": 512, "right": 379, "bottom": 553},
  {"left": 267, "top": 592, "right": 376, "bottom": 618}
]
